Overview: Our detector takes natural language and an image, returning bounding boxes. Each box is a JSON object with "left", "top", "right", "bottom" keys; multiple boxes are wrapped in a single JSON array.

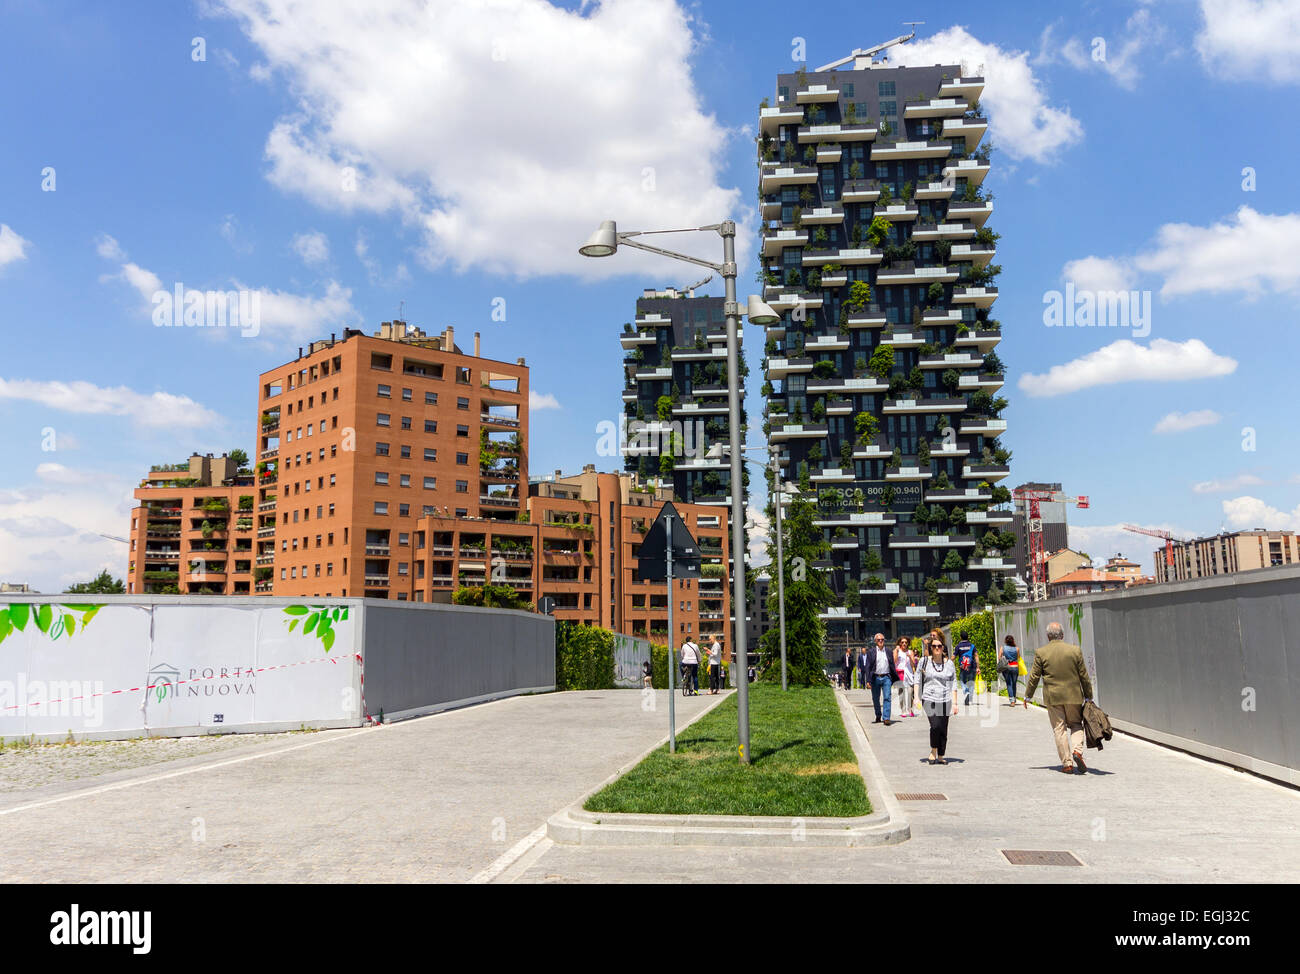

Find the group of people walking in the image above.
[{"left": 836, "top": 623, "right": 1096, "bottom": 774}]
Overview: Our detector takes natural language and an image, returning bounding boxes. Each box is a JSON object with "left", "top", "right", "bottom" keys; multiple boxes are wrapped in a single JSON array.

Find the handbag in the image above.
[{"left": 1017, "top": 655, "right": 1027, "bottom": 676}]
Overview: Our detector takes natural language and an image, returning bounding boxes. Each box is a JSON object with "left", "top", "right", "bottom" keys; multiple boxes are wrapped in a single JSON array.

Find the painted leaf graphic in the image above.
[
  {"left": 284, "top": 605, "right": 310, "bottom": 616},
  {"left": 0, "top": 612, "right": 12, "bottom": 645},
  {"left": 321, "top": 629, "right": 335, "bottom": 652},
  {"left": 35, "top": 604, "right": 53, "bottom": 633},
  {"left": 288, "top": 619, "right": 299, "bottom": 632},
  {"left": 64, "top": 604, "right": 97, "bottom": 611},
  {"left": 10, "top": 603, "right": 29, "bottom": 631},
  {"left": 331, "top": 608, "right": 340, "bottom": 622},
  {"left": 340, "top": 607, "right": 349, "bottom": 621},
  {"left": 304, "top": 612, "right": 319, "bottom": 634},
  {"left": 81, "top": 606, "right": 101, "bottom": 626},
  {"left": 63, "top": 614, "right": 76, "bottom": 637}
]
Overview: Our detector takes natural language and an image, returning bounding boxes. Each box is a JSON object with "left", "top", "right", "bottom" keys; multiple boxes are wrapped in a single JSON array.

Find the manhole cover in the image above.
[
  {"left": 896, "top": 793, "right": 947, "bottom": 801},
  {"left": 1002, "top": 850, "right": 1082, "bottom": 867}
]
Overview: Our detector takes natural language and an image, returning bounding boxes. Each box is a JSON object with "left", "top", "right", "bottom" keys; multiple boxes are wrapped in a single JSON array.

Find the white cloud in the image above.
[
  {"left": 220, "top": 213, "right": 254, "bottom": 254},
  {"left": 1061, "top": 255, "right": 1137, "bottom": 294},
  {"left": 745, "top": 503, "right": 771, "bottom": 567},
  {"left": 1019, "top": 339, "right": 1237, "bottom": 397},
  {"left": 1133, "top": 206, "right": 1300, "bottom": 298},
  {"left": 1057, "top": 8, "right": 1167, "bottom": 90},
  {"left": 1193, "top": 474, "right": 1266, "bottom": 494},
  {"left": 291, "top": 230, "right": 330, "bottom": 265},
  {"left": 1222, "top": 495, "right": 1300, "bottom": 531},
  {"left": 213, "top": 0, "right": 745, "bottom": 278},
  {"left": 1153, "top": 409, "right": 1221, "bottom": 434},
  {"left": 1068, "top": 523, "right": 1168, "bottom": 570},
  {"left": 355, "top": 231, "right": 410, "bottom": 288},
  {"left": 95, "top": 233, "right": 125, "bottom": 260},
  {"left": 890, "top": 26, "right": 1084, "bottom": 163},
  {"left": 529, "top": 391, "right": 560, "bottom": 411},
  {"left": 1196, "top": 0, "right": 1300, "bottom": 83},
  {"left": 0, "top": 378, "right": 223, "bottom": 429},
  {"left": 0, "top": 223, "right": 31, "bottom": 267},
  {"left": 35, "top": 463, "right": 100, "bottom": 486}
]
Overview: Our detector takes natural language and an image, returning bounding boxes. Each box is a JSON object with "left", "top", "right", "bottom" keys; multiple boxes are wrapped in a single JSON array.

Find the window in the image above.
[
  {"left": 456, "top": 452, "right": 469, "bottom": 465},
  {"left": 399, "top": 474, "right": 411, "bottom": 488},
  {"left": 456, "top": 425, "right": 469, "bottom": 437},
  {"left": 376, "top": 442, "right": 390, "bottom": 456},
  {"left": 880, "top": 100, "right": 897, "bottom": 117},
  {"left": 329, "top": 503, "right": 335, "bottom": 516},
  {"left": 424, "top": 392, "right": 438, "bottom": 405},
  {"left": 374, "top": 502, "right": 389, "bottom": 515},
  {"left": 377, "top": 413, "right": 391, "bottom": 427},
  {"left": 457, "top": 397, "right": 470, "bottom": 410},
  {"left": 424, "top": 448, "right": 437, "bottom": 462},
  {"left": 400, "top": 445, "right": 411, "bottom": 459},
  {"left": 878, "top": 81, "right": 895, "bottom": 97},
  {"left": 424, "top": 420, "right": 437, "bottom": 434},
  {"left": 455, "top": 480, "right": 469, "bottom": 493},
  {"left": 398, "top": 562, "right": 409, "bottom": 576},
  {"left": 423, "top": 477, "right": 437, "bottom": 489},
  {"left": 399, "top": 504, "right": 410, "bottom": 517},
  {"left": 398, "top": 533, "right": 409, "bottom": 546},
  {"left": 377, "top": 384, "right": 391, "bottom": 398},
  {"left": 400, "top": 416, "right": 412, "bottom": 430},
  {"left": 375, "top": 472, "right": 389, "bottom": 485},
  {"left": 842, "top": 82, "right": 854, "bottom": 98},
  {"left": 329, "top": 474, "right": 336, "bottom": 486},
  {"left": 401, "top": 388, "right": 412, "bottom": 401}
]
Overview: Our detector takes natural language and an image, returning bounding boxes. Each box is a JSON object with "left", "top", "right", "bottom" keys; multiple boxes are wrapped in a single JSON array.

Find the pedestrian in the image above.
[
  {"left": 1023, "top": 622, "right": 1094, "bottom": 774},
  {"left": 840, "top": 644, "right": 855, "bottom": 692},
  {"left": 707, "top": 634, "right": 723, "bottom": 694},
  {"left": 954, "top": 628, "right": 978, "bottom": 705},
  {"left": 998, "top": 635, "right": 1021, "bottom": 705},
  {"left": 680, "top": 636, "right": 701, "bottom": 695},
  {"left": 895, "top": 636, "right": 916, "bottom": 717},
  {"left": 917, "top": 633, "right": 959, "bottom": 764},
  {"left": 642, "top": 658, "right": 653, "bottom": 689},
  {"left": 863, "top": 632, "right": 899, "bottom": 724}
]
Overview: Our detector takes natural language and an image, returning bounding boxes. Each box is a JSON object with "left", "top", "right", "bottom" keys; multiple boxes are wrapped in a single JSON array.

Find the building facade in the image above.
[
  {"left": 758, "top": 54, "right": 1010, "bottom": 639},
  {"left": 127, "top": 453, "right": 257, "bottom": 595},
  {"left": 1154, "top": 530, "right": 1300, "bottom": 582}
]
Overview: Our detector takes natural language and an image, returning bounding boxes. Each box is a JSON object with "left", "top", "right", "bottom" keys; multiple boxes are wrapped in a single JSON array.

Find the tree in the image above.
[
  {"left": 868, "top": 344, "right": 894, "bottom": 379},
  {"left": 64, "top": 570, "right": 124, "bottom": 594},
  {"left": 228, "top": 449, "right": 248, "bottom": 469},
  {"left": 656, "top": 395, "right": 673, "bottom": 422},
  {"left": 942, "top": 550, "right": 965, "bottom": 573},
  {"left": 758, "top": 493, "right": 834, "bottom": 685},
  {"left": 866, "top": 214, "right": 892, "bottom": 248},
  {"left": 854, "top": 411, "right": 879, "bottom": 440}
]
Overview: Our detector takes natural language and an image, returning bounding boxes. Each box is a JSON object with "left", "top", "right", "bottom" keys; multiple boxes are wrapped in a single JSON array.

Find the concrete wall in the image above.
[
  {"left": 360, "top": 601, "right": 555, "bottom": 721},
  {"left": 990, "top": 565, "right": 1300, "bottom": 786}
]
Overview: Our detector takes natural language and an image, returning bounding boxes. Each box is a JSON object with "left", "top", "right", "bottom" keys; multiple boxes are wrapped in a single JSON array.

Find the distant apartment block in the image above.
[{"left": 1154, "top": 529, "right": 1300, "bottom": 583}]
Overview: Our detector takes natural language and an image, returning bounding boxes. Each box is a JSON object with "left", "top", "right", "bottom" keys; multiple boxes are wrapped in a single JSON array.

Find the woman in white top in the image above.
[
  {"left": 917, "top": 634, "right": 959, "bottom": 765},
  {"left": 707, "top": 637, "right": 723, "bottom": 694},
  {"left": 680, "top": 639, "right": 700, "bottom": 695},
  {"left": 895, "top": 636, "right": 916, "bottom": 717}
]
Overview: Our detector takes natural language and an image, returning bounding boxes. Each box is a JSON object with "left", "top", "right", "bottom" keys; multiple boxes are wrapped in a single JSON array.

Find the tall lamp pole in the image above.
[
  {"left": 770, "top": 454, "right": 788, "bottom": 691},
  {"left": 580, "top": 220, "right": 779, "bottom": 764}
]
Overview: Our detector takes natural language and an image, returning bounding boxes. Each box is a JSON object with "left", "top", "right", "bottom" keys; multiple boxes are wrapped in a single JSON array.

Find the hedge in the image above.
[
  {"left": 944, "top": 609, "right": 997, "bottom": 680},
  {"left": 554, "top": 621, "right": 615, "bottom": 691}
]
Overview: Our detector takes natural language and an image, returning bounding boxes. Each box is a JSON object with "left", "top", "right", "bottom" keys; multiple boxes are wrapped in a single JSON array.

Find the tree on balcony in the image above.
[
  {"left": 854, "top": 410, "right": 879, "bottom": 441},
  {"left": 758, "top": 493, "right": 833, "bottom": 686},
  {"left": 868, "top": 345, "right": 894, "bottom": 379},
  {"left": 848, "top": 160, "right": 863, "bottom": 179},
  {"left": 782, "top": 140, "right": 797, "bottom": 162},
  {"left": 839, "top": 440, "right": 854, "bottom": 468},
  {"left": 845, "top": 102, "right": 858, "bottom": 124},
  {"left": 983, "top": 350, "right": 1005, "bottom": 374},
  {"left": 799, "top": 186, "right": 815, "bottom": 206},
  {"left": 917, "top": 437, "right": 931, "bottom": 465},
  {"left": 785, "top": 268, "right": 802, "bottom": 288},
  {"left": 866, "top": 214, "right": 891, "bottom": 247},
  {"left": 942, "top": 549, "right": 966, "bottom": 573},
  {"left": 803, "top": 145, "right": 817, "bottom": 165}
]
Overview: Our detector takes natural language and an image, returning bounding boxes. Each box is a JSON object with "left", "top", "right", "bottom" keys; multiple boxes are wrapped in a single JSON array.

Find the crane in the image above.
[
  {"left": 1012, "top": 487, "right": 1090, "bottom": 602},
  {"left": 1122, "top": 524, "right": 1188, "bottom": 570},
  {"left": 815, "top": 23, "right": 923, "bottom": 72}
]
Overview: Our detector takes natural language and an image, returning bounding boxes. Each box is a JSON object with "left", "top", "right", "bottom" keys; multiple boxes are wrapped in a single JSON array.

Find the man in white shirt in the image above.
[
  {"left": 707, "top": 636, "right": 723, "bottom": 694},
  {"left": 680, "top": 637, "right": 701, "bottom": 695}
]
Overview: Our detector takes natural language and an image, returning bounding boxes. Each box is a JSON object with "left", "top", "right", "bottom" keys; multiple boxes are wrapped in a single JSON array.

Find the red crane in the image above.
[
  {"left": 1013, "top": 487, "right": 1089, "bottom": 601},
  {"left": 1122, "top": 524, "right": 1188, "bottom": 571}
]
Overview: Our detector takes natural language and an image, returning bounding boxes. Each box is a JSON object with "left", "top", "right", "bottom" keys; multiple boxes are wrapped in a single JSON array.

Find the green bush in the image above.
[
  {"left": 945, "top": 609, "right": 997, "bottom": 679},
  {"left": 555, "top": 621, "right": 616, "bottom": 691}
]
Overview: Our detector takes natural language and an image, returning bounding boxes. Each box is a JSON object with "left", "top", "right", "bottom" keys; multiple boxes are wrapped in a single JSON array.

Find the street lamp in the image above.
[{"left": 581, "top": 218, "right": 778, "bottom": 765}]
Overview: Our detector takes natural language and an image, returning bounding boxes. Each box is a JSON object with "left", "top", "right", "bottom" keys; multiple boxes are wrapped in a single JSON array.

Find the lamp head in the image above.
[
  {"left": 579, "top": 220, "right": 618, "bottom": 257},
  {"left": 746, "top": 294, "right": 780, "bottom": 325}
]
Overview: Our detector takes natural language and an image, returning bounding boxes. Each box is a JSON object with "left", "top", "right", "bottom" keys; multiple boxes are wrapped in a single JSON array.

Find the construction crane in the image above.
[
  {"left": 1122, "top": 524, "right": 1188, "bottom": 570},
  {"left": 815, "top": 23, "right": 923, "bottom": 72},
  {"left": 1012, "top": 487, "right": 1090, "bottom": 602}
]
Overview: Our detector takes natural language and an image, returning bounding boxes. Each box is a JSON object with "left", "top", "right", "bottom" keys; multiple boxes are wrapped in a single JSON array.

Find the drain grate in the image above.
[
  {"left": 896, "top": 792, "right": 947, "bottom": 801},
  {"left": 1002, "top": 850, "right": 1083, "bottom": 867}
]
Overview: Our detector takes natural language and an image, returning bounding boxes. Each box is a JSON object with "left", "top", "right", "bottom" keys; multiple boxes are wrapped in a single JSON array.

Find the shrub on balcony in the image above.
[
  {"left": 811, "top": 398, "right": 826, "bottom": 421},
  {"left": 863, "top": 547, "right": 884, "bottom": 572},
  {"left": 848, "top": 160, "right": 863, "bottom": 178},
  {"left": 854, "top": 411, "right": 879, "bottom": 440},
  {"left": 866, "top": 214, "right": 891, "bottom": 247},
  {"left": 811, "top": 359, "right": 836, "bottom": 379},
  {"left": 839, "top": 440, "right": 853, "bottom": 468},
  {"left": 785, "top": 268, "right": 802, "bottom": 288},
  {"left": 865, "top": 575, "right": 884, "bottom": 590},
  {"left": 868, "top": 345, "right": 894, "bottom": 379}
]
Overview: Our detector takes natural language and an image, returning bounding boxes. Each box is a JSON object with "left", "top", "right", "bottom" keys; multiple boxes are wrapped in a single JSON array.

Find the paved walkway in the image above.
[
  {"left": 3, "top": 687, "right": 1297, "bottom": 882},
  {"left": 510, "top": 688, "right": 1300, "bottom": 882},
  {"left": 0, "top": 690, "right": 720, "bottom": 883}
]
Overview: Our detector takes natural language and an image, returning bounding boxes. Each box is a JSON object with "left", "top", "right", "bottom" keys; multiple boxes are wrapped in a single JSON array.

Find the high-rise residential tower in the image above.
[{"left": 758, "top": 47, "right": 1012, "bottom": 639}]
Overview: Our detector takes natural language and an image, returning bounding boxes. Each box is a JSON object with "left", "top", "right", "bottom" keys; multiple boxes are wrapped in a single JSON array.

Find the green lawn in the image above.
[{"left": 584, "top": 684, "right": 870, "bottom": 817}]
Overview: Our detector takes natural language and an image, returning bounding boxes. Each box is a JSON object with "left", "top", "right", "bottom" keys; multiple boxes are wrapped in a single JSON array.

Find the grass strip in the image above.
[{"left": 584, "top": 683, "right": 870, "bottom": 817}]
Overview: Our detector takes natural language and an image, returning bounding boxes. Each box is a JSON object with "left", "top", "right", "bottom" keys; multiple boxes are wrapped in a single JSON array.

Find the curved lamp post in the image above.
[{"left": 581, "top": 219, "right": 778, "bottom": 764}]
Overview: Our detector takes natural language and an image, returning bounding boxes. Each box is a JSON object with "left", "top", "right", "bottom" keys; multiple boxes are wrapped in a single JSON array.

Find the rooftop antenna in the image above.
[
  {"left": 815, "top": 22, "right": 923, "bottom": 72},
  {"left": 398, "top": 300, "right": 405, "bottom": 321}
]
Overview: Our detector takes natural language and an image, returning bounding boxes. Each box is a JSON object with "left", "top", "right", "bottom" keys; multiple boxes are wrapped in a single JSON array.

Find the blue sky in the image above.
[{"left": 2, "top": 0, "right": 1299, "bottom": 591}]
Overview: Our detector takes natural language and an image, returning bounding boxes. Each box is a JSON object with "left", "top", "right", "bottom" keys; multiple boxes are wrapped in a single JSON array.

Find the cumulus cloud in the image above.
[
  {"left": 0, "top": 223, "right": 31, "bottom": 267},
  {"left": 1134, "top": 206, "right": 1300, "bottom": 298},
  {"left": 1222, "top": 495, "right": 1300, "bottom": 530},
  {"left": 35, "top": 463, "right": 101, "bottom": 486},
  {"left": 529, "top": 391, "right": 560, "bottom": 411},
  {"left": 1061, "top": 255, "right": 1137, "bottom": 294},
  {"left": 291, "top": 230, "right": 330, "bottom": 265},
  {"left": 1193, "top": 474, "right": 1266, "bottom": 494},
  {"left": 1019, "top": 339, "right": 1237, "bottom": 397},
  {"left": 745, "top": 503, "right": 771, "bottom": 567},
  {"left": 212, "top": 0, "right": 745, "bottom": 278},
  {"left": 1153, "top": 409, "right": 1221, "bottom": 434},
  {"left": 1196, "top": 0, "right": 1300, "bottom": 83},
  {"left": 95, "top": 233, "right": 125, "bottom": 261},
  {"left": 1055, "top": 7, "right": 1167, "bottom": 90},
  {"left": 890, "top": 26, "right": 1084, "bottom": 163},
  {"left": 0, "top": 378, "right": 223, "bottom": 429}
]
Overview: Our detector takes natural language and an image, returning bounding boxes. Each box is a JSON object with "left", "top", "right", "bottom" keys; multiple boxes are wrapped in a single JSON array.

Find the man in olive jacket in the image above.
[{"left": 1024, "top": 622, "right": 1094, "bottom": 774}]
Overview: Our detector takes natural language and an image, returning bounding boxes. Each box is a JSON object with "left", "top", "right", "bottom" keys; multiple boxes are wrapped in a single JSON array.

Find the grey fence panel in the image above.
[
  {"left": 360, "top": 601, "right": 555, "bottom": 720},
  {"left": 997, "top": 565, "right": 1300, "bottom": 785}
]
